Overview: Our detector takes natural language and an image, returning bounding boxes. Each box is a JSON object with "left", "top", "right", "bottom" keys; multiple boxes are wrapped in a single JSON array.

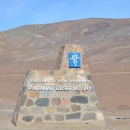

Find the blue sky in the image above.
[{"left": 0, "top": 0, "right": 130, "bottom": 31}]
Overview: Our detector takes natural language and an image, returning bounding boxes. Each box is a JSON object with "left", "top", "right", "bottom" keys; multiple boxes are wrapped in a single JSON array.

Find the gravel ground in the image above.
[{"left": 0, "top": 101, "right": 130, "bottom": 130}]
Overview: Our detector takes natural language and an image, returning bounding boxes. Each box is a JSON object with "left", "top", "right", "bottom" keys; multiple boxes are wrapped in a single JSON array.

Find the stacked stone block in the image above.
[{"left": 12, "top": 44, "right": 106, "bottom": 128}]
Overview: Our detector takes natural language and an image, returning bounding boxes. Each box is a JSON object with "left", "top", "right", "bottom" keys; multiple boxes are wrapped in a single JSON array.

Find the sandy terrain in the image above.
[
  {"left": 0, "top": 61, "right": 130, "bottom": 129},
  {"left": 0, "top": 18, "right": 130, "bottom": 129}
]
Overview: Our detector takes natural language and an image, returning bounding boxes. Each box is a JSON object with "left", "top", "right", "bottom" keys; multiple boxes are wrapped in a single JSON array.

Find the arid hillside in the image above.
[
  {"left": 0, "top": 18, "right": 130, "bottom": 65},
  {"left": 0, "top": 18, "right": 130, "bottom": 119}
]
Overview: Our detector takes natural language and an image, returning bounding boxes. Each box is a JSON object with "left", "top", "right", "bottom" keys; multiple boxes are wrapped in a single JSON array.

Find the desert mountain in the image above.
[{"left": 0, "top": 18, "right": 130, "bottom": 66}]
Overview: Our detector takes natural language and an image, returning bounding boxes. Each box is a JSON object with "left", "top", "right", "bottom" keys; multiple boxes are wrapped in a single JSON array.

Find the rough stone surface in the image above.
[
  {"left": 12, "top": 44, "right": 105, "bottom": 126},
  {"left": 22, "top": 116, "right": 33, "bottom": 122},
  {"left": 70, "top": 96, "right": 88, "bottom": 104},
  {"left": 20, "top": 108, "right": 29, "bottom": 115},
  {"left": 75, "top": 90, "right": 80, "bottom": 94},
  {"left": 31, "top": 107, "right": 44, "bottom": 115},
  {"left": 96, "top": 112, "right": 105, "bottom": 120},
  {"left": 62, "top": 98, "right": 69, "bottom": 106},
  {"left": 66, "top": 112, "right": 81, "bottom": 120},
  {"left": 35, "top": 117, "right": 42, "bottom": 123},
  {"left": 26, "top": 99, "right": 34, "bottom": 107},
  {"left": 51, "top": 98, "right": 61, "bottom": 105},
  {"left": 87, "top": 75, "right": 91, "bottom": 80},
  {"left": 71, "top": 105, "right": 81, "bottom": 112},
  {"left": 35, "top": 98, "right": 49, "bottom": 106},
  {"left": 47, "top": 106, "right": 55, "bottom": 113},
  {"left": 90, "top": 95, "right": 97, "bottom": 102},
  {"left": 45, "top": 115, "right": 52, "bottom": 120},
  {"left": 21, "top": 95, "right": 27, "bottom": 106},
  {"left": 57, "top": 107, "right": 70, "bottom": 113},
  {"left": 82, "top": 113, "right": 96, "bottom": 121},
  {"left": 55, "top": 115, "right": 64, "bottom": 121},
  {"left": 29, "top": 90, "right": 38, "bottom": 98}
]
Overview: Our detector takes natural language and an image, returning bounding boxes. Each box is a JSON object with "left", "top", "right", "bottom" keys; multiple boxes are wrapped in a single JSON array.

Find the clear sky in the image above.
[{"left": 0, "top": 0, "right": 130, "bottom": 31}]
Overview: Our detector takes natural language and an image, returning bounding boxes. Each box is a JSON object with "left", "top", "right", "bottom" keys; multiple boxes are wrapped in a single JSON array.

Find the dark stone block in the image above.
[
  {"left": 35, "top": 98, "right": 49, "bottom": 106},
  {"left": 70, "top": 96, "right": 88, "bottom": 104},
  {"left": 66, "top": 112, "right": 81, "bottom": 120},
  {"left": 45, "top": 115, "right": 52, "bottom": 120},
  {"left": 23, "top": 116, "right": 33, "bottom": 122},
  {"left": 82, "top": 113, "right": 96, "bottom": 121},
  {"left": 55, "top": 115, "right": 64, "bottom": 121}
]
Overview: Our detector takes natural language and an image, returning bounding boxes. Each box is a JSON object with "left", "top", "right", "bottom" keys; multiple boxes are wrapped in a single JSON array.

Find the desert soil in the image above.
[{"left": 0, "top": 61, "right": 130, "bottom": 130}]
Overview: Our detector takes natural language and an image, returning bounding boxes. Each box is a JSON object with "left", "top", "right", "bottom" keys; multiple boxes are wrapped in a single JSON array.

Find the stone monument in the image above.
[{"left": 12, "top": 44, "right": 107, "bottom": 129}]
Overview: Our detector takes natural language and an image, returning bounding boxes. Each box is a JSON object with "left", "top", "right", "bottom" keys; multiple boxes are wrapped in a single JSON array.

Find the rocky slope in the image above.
[{"left": 0, "top": 18, "right": 130, "bottom": 65}]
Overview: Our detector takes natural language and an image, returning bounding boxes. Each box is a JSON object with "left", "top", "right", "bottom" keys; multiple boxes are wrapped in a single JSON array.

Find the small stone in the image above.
[
  {"left": 12, "top": 112, "right": 18, "bottom": 122},
  {"left": 82, "top": 113, "right": 96, "bottom": 121},
  {"left": 71, "top": 105, "right": 81, "bottom": 112},
  {"left": 29, "top": 90, "right": 38, "bottom": 98},
  {"left": 23, "top": 116, "right": 33, "bottom": 122},
  {"left": 96, "top": 102, "right": 101, "bottom": 110},
  {"left": 47, "top": 107, "right": 55, "bottom": 113},
  {"left": 70, "top": 96, "right": 88, "bottom": 104},
  {"left": 31, "top": 107, "right": 44, "bottom": 115},
  {"left": 49, "top": 71, "right": 54, "bottom": 75},
  {"left": 75, "top": 90, "right": 80, "bottom": 94},
  {"left": 15, "top": 102, "right": 21, "bottom": 112},
  {"left": 76, "top": 75, "right": 86, "bottom": 80},
  {"left": 66, "top": 112, "right": 81, "bottom": 120},
  {"left": 68, "top": 69, "right": 75, "bottom": 75},
  {"left": 35, "top": 117, "right": 42, "bottom": 123},
  {"left": 57, "top": 107, "right": 69, "bottom": 113},
  {"left": 20, "top": 108, "right": 29, "bottom": 115},
  {"left": 82, "top": 90, "right": 89, "bottom": 95},
  {"left": 90, "top": 95, "right": 97, "bottom": 102},
  {"left": 17, "top": 114, "right": 22, "bottom": 123},
  {"left": 83, "top": 54, "right": 87, "bottom": 65},
  {"left": 22, "top": 87, "right": 27, "bottom": 94},
  {"left": 62, "top": 98, "right": 69, "bottom": 106},
  {"left": 35, "top": 98, "right": 49, "bottom": 106},
  {"left": 63, "top": 64, "right": 67, "bottom": 69},
  {"left": 96, "top": 112, "right": 105, "bottom": 120},
  {"left": 59, "top": 70, "right": 66, "bottom": 76},
  {"left": 87, "top": 75, "right": 91, "bottom": 80},
  {"left": 89, "top": 85, "right": 94, "bottom": 91},
  {"left": 51, "top": 98, "right": 61, "bottom": 105},
  {"left": 85, "top": 105, "right": 96, "bottom": 111},
  {"left": 21, "top": 95, "right": 27, "bottom": 106},
  {"left": 45, "top": 115, "right": 52, "bottom": 120},
  {"left": 84, "top": 65, "right": 89, "bottom": 71},
  {"left": 26, "top": 99, "right": 34, "bottom": 107},
  {"left": 78, "top": 70, "right": 85, "bottom": 74},
  {"left": 42, "top": 70, "right": 48, "bottom": 75},
  {"left": 55, "top": 115, "right": 64, "bottom": 121}
]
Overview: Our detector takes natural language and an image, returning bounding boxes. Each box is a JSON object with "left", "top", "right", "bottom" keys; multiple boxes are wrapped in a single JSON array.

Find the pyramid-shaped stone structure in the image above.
[{"left": 12, "top": 44, "right": 107, "bottom": 129}]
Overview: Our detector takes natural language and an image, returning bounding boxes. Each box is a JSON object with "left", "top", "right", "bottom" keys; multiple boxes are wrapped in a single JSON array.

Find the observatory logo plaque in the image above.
[
  {"left": 12, "top": 44, "right": 107, "bottom": 129},
  {"left": 69, "top": 52, "right": 80, "bottom": 68}
]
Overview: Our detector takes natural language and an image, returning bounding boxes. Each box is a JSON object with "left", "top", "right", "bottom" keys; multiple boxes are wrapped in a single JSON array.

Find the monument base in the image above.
[
  {"left": 15, "top": 121, "right": 107, "bottom": 130},
  {"left": 12, "top": 44, "right": 107, "bottom": 129}
]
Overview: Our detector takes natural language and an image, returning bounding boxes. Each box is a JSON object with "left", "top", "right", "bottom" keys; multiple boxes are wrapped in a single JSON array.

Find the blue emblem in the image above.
[{"left": 69, "top": 52, "right": 81, "bottom": 68}]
